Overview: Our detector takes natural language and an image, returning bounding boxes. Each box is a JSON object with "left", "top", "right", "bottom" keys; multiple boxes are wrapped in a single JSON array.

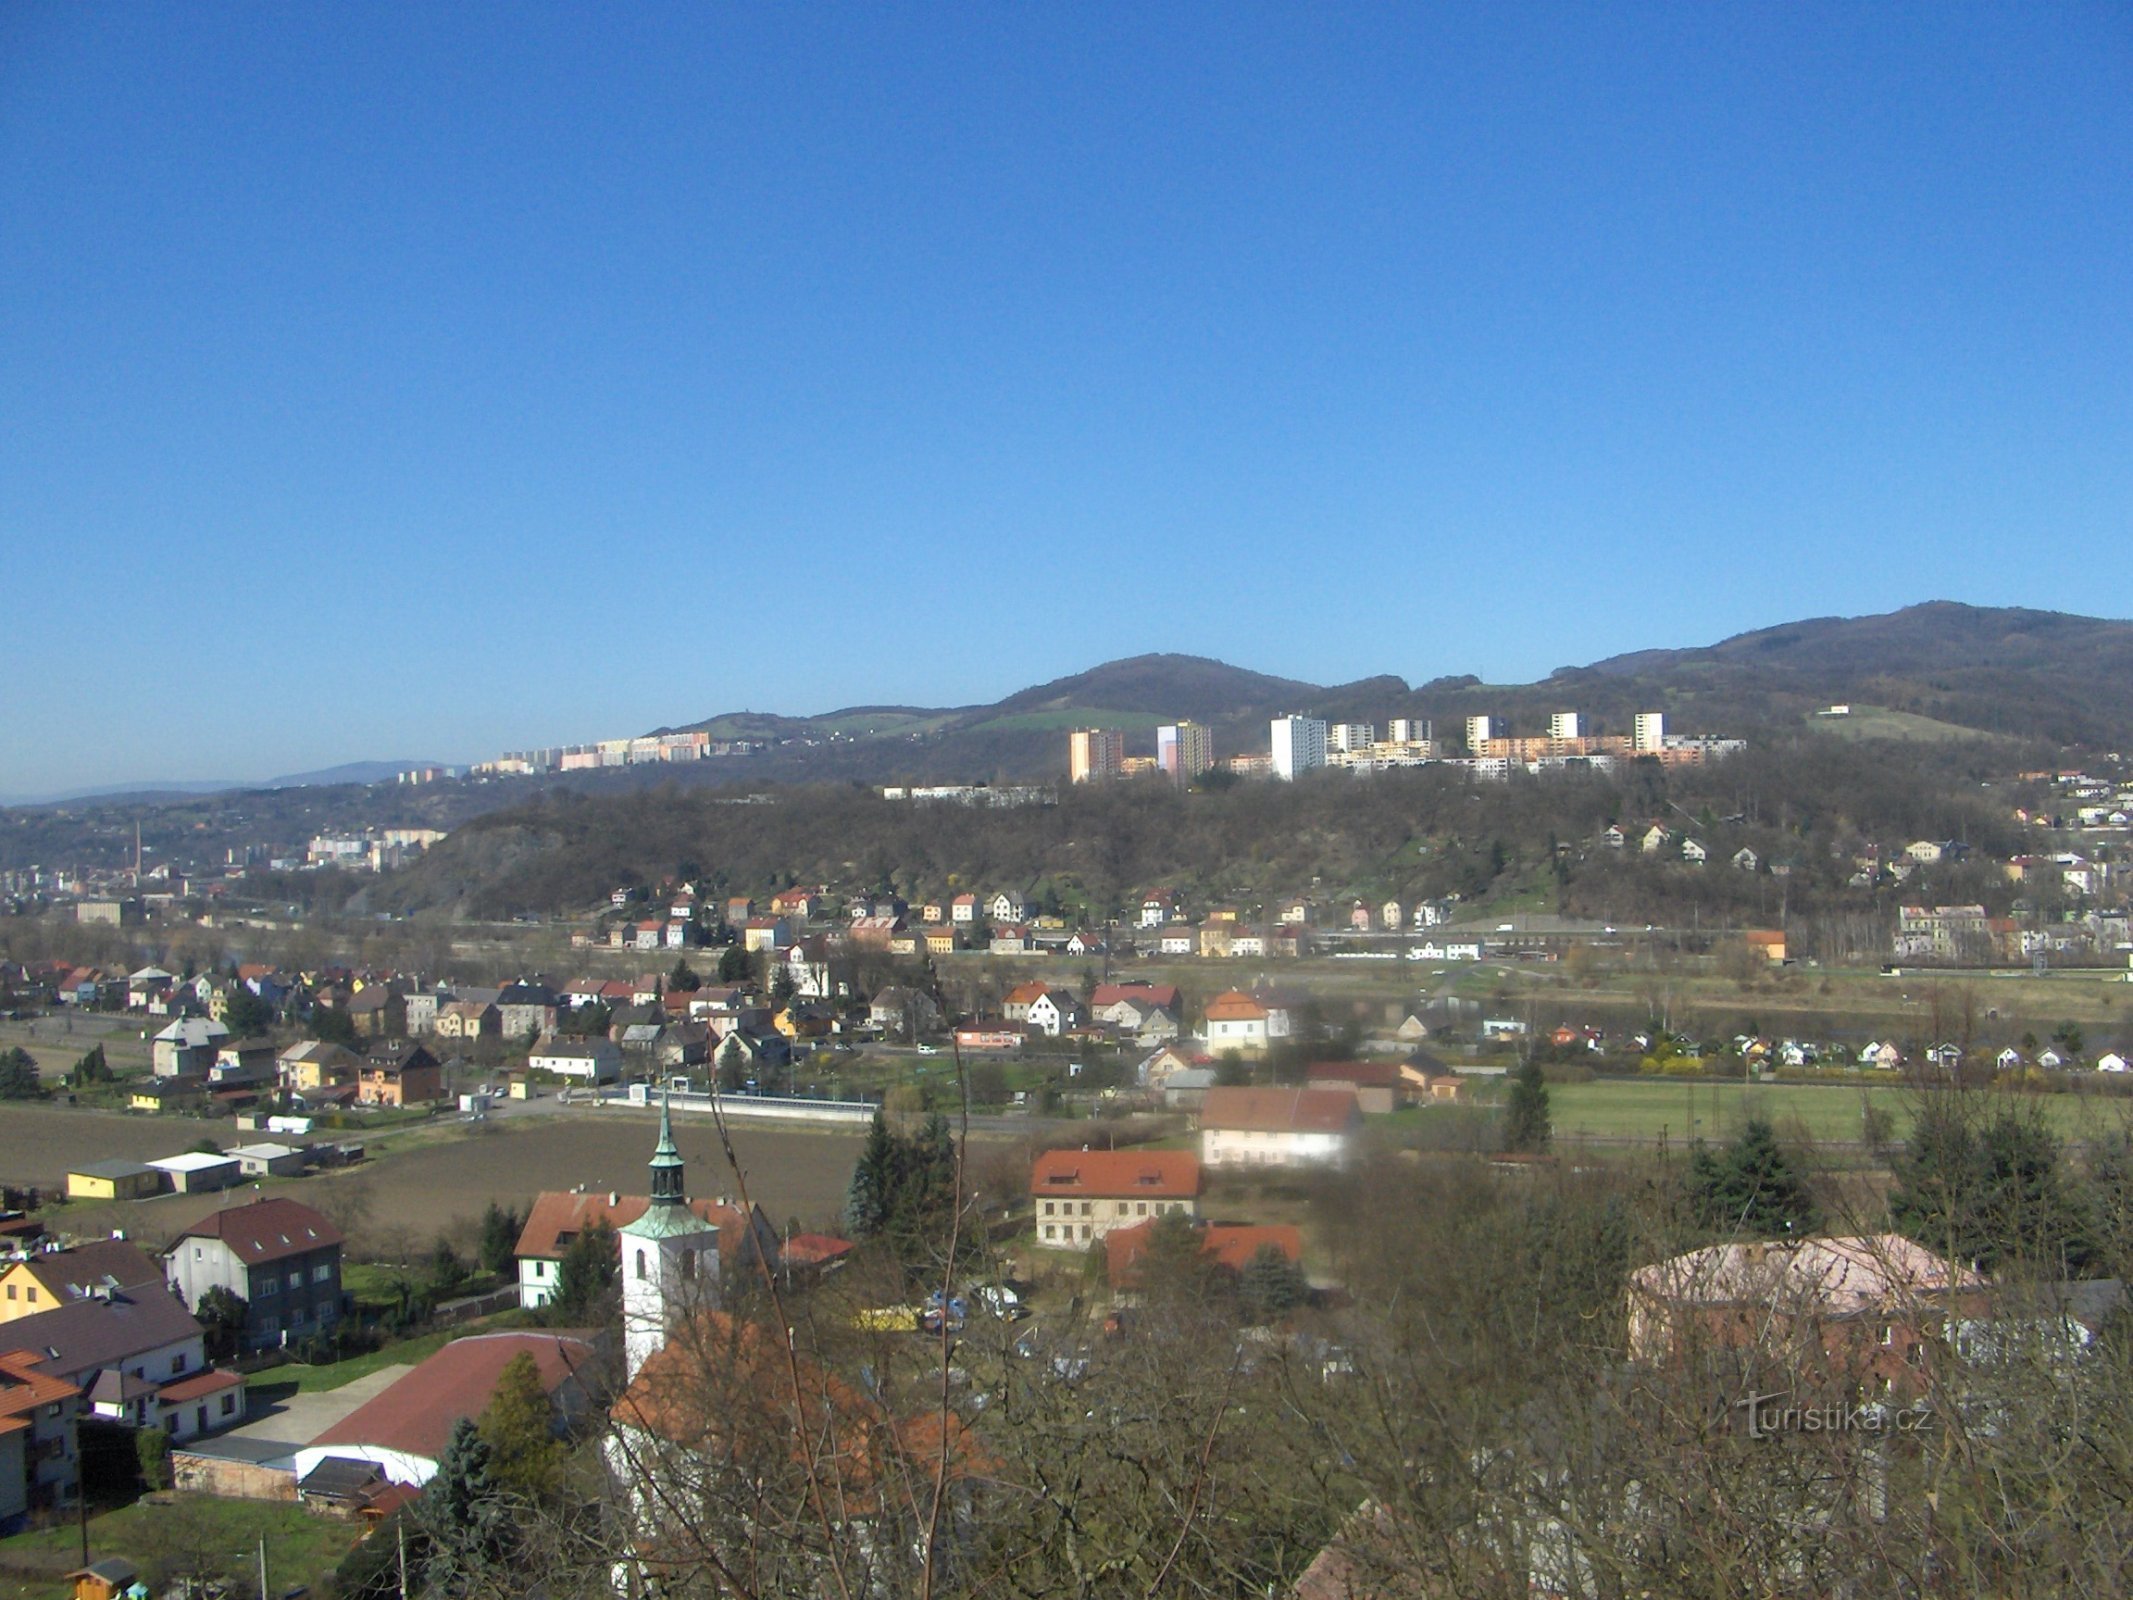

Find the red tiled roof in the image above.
[
  {"left": 314, "top": 1332, "right": 594, "bottom": 1465},
  {"left": 159, "top": 1368, "right": 244, "bottom": 1403},
  {"left": 1203, "top": 990, "right": 1267, "bottom": 1021},
  {"left": 781, "top": 1233, "right": 854, "bottom": 1267},
  {"left": 514, "top": 1191, "right": 766, "bottom": 1269},
  {"left": 1104, "top": 1220, "right": 1304, "bottom": 1288},
  {"left": 1199, "top": 1086, "right": 1360, "bottom": 1134},
  {"left": 173, "top": 1198, "right": 342, "bottom": 1264},
  {"left": 1030, "top": 1148, "right": 1200, "bottom": 1200},
  {"left": 1091, "top": 983, "right": 1180, "bottom": 1011}
]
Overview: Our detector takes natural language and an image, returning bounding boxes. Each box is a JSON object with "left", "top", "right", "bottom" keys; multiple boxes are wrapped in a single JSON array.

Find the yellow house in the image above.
[
  {"left": 0, "top": 1240, "right": 161, "bottom": 1323},
  {"left": 65, "top": 1161, "right": 164, "bottom": 1202}
]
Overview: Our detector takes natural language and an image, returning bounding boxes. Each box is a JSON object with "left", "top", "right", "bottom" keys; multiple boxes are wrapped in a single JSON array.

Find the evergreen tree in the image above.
[
  {"left": 551, "top": 1221, "right": 618, "bottom": 1321},
  {"left": 1686, "top": 1118, "right": 1819, "bottom": 1237},
  {"left": 477, "top": 1350, "right": 564, "bottom": 1500},
  {"left": 223, "top": 984, "right": 272, "bottom": 1037},
  {"left": 846, "top": 1113, "right": 902, "bottom": 1240},
  {"left": 1890, "top": 1099, "right": 2090, "bottom": 1272},
  {"left": 1502, "top": 1055, "right": 1550, "bottom": 1153},
  {"left": 717, "top": 943, "right": 753, "bottom": 984},
  {"left": 668, "top": 957, "right": 702, "bottom": 993},
  {"left": 196, "top": 1286, "right": 249, "bottom": 1361},
  {"left": 420, "top": 1418, "right": 514, "bottom": 1591},
  {"left": 65, "top": 1045, "right": 110, "bottom": 1088},
  {"left": 0, "top": 1048, "right": 43, "bottom": 1101},
  {"left": 477, "top": 1201, "right": 522, "bottom": 1277},
  {"left": 1239, "top": 1244, "right": 1308, "bottom": 1321}
]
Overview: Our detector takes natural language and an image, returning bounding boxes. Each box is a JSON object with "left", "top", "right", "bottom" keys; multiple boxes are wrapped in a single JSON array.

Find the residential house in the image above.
[
  {"left": 151, "top": 1017, "right": 228, "bottom": 1077},
  {"left": 867, "top": 987, "right": 941, "bottom": 1038},
  {"left": 514, "top": 1191, "right": 777, "bottom": 1311},
  {"left": 921, "top": 927, "right": 960, "bottom": 956},
  {"left": 950, "top": 894, "right": 979, "bottom": 926},
  {"left": 164, "top": 1197, "right": 345, "bottom": 1351},
  {"left": 1002, "top": 982, "right": 1048, "bottom": 1024},
  {"left": 496, "top": 983, "right": 559, "bottom": 1039},
  {"left": 1024, "top": 989, "right": 1085, "bottom": 1038},
  {"left": 0, "top": 1242, "right": 164, "bottom": 1325},
  {"left": 1157, "top": 927, "right": 1197, "bottom": 957},
  {"left": 0, "top": 1352, "right": 80, "bottom": 1528},
  {"left": 987, "top": 890, "right": 1026, "bottom": 924},
  {"left": 1680, "top": 839, "right": 1708, "bottom": 866},
  {"left": 742, "top": 917, "right": 792, "bottom": 953},
  {"left": 278, "top": 1040, "right": 362, "bottom": 1097},
  {"left": 1745, "top": 930, "right": 1788, "bottom": 965},
  {"left": 1104, "top": 1220, "right": 1303, "bottom": 1293},
  {"left": 1139, "top": 892, "right": 1176, "bottom": 928},
  {"left": 147, "top": 1152, "right": 242, "bottom": 1193},
  {"left": 360, "top": 1040, "right": 443, "bottom": 1107},
  {"left": 1197, "top": 923, "right": 1235, "bottom": 960},
  {"left": 345, "top": 984, "right": 403, "bottom": 1038},
  {"left": 1029, "top": 1149, "right": 1200, "bottom": 1249},
  {"left": 988, "top": 925, "right": 1031, "bottom": 955},
  {"left": 953, "top": 1020, "right": 1025, "bottom": 1052},
  {"left": 1626, "top": 1234, "right": 1987, "bottom": 1394},
  {"left": 1733, "top": 847, "right": 1761, "bottom": 872},
  {"left": 1198, "top": 1086, "right": 1362, "bottom": 1170},
  {"left": 530, "top": 1038, "right": 623, "bottom": 1083},
  {"left": 0, "top": 1281, "right": 230, "bottom": 1442},
  {"left": 434, "top": 999, "right": 502, "bottom": 1041},
  {"left": 1305, "top": 1060, "right": 1403, "bottom": 1115}
]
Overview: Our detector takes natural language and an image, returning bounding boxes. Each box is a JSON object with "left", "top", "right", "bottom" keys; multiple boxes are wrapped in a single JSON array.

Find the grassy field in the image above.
[
  {"left": 1536, "top": 1077, "right": 2127, "bottom": 1147},
  {"left": 248, "top": 1326, "right": 456, "bottom": 1393},
  {"left": 1804, "top": 705, "right": 1987, "bottom": 742},
  {"left": 0, "top": 1494, "right": 361, "bottom": 1599}
]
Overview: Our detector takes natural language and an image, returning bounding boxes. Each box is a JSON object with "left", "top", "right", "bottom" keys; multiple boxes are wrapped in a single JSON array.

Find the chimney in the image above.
[{"left": 608, "top": 1191, "right": 619, "bottom": 1207}]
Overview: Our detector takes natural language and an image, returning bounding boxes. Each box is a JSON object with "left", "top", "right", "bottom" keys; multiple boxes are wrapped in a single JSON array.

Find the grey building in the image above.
[{"left": 163, "top": 1197, "right": 344, "bottom": 1351}]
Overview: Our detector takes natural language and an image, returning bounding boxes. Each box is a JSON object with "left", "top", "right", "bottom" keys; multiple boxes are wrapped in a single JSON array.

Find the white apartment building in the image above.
[
  {"left": 1327, "top": 723, "right": 1375, "bottom": 754},
  {"left": 1634, "top": 712, "right": 1667, "bottom": 752},
  {"left": 1549, "top": 711, "right": 1583, "bottom": 740},
  {"left": 1465, "top": 715, "right": 1498, "bottom": 750},
  {"left": 1270, "top": 716, "right": 1328, "bottom": 780}
]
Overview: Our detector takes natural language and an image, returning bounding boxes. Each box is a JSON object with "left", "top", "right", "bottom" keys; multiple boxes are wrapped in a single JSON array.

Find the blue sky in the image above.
[{"left": 3, "top": 4, "right": 2129, "bottom": 794}]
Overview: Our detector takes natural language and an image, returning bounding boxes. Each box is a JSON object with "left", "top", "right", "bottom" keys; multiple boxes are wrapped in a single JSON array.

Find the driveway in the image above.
[{"left": 220, "top": 1362, "right": 413, "bottom": 1452}]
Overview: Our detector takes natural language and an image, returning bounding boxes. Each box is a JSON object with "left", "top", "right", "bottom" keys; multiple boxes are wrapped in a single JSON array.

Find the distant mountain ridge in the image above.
[{"left": 3, "top": 760, "right": 445, "bottom": 809}]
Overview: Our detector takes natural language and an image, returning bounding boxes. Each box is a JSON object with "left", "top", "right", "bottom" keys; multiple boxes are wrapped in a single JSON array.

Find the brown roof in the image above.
[
  {"left": 514, "top": 1191, "right": 770, "bottom": 1270},
  {"left": 172, "top": 1197, "right": 343, "bottom": 1264},
  {"left": 314, "top": 1332, "right": 594, "bottom": 1465},
  {"left": 17, "top": 1240, "right": 164, "bottom": 1301},
  {"left": 1199, "top": 1086, "right": 1361, "bottom": 1134},
  {"left": 1306, "top": 1060, "right": 1401, "bottom": 1090},
  {"left": 1030, "top": 1149, "right": 1200, "bottom": 1200},
  {"left": 0, "top": 1350, "right": 80, "bottom": 1421},
  {"left": 1091, "top": 982, "right": 1180, "bottom": 1010}
]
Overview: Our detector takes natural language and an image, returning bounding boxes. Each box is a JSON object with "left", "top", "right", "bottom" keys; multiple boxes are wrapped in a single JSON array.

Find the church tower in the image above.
[{"left": 618, "top": 1095, "right": 722, "bottom": 1383}]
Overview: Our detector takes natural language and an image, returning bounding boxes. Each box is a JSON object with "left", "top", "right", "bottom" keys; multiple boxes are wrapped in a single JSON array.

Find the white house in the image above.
[
  {"left": 1024, "top": 989, "right": 1085, "bottom": 1038},
  {"left": 530, "top": 1038, "right": 623, "bottom": 1083},
  {"left": 1198, "top": 1086, "right": 1361, "bottom": 1170}
]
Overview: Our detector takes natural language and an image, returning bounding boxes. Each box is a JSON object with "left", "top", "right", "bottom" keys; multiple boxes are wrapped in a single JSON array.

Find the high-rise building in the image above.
[
  {"left": 1387, "top": 718, "right": 1431, "bottom": 744},
  {"left": 1270, "top": 716, "right": 1329, "bottom": 781},
  {"left": 1549, "top": 711, "right": 1583, "bottom": 741},
  {"left": 1634, "top": 712, "right": 1667, "bottom": 753},
  {"left": 1327, "top": 723, "right": 1376, "bottom": 754},
  {"left": 1068, "top": 728, "right": 1126, "bottom": 784},
  {"left": 1465, "top": 715, "right": 1498, "bottom": 752},
  {"left": 1156, "top": 721, "right": 1214, "bottom": 782}
]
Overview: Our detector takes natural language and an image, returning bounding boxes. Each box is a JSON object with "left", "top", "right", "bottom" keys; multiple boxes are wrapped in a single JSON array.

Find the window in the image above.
[
  {"left": 1080, "top": 1225, "right": 1091, "bottom": 1240},
  {"left": 1042, "top": 1201, "right": 1054, "bottom": 1217},
  {"left": 194, "top": 1246, "right": 202, "bottom": 1260},
  {"left": 25, "top": 1287, "right": 35, "bottom": 1304},
  {"left": 171, "top": 1354, "right": 187, "bottom": 1375},
  {"left": 1136, "top": 1202, "right": 1147, "bottom": 1216},
  {"left": 681, "top": 1252, "right": 694, "bottom": 1281},
  {"left": 315, "top": 1263, "right": 333, "bottom": 1283},
  {"left": 221, "top": 1393, "right": 237, "bottom": 1415},
  {"left": 4, "top": 1284, "right": 12, "bottom": 1300},
  {"left": 1080, "top": 1201, "right": 1092, "bottom": 1216},
  {"left": 635, "top": 1250, "right": 647, "bottom": 1281},
  {"left": 255, "top": 1276, "right": 276, "bottom": 1298},
  {"left": 1043, "top": 1225, "right": 1055, "bottom": 1241},
  {"left": 288, "top": 1274, "right": 302, "bottom": 1294}
]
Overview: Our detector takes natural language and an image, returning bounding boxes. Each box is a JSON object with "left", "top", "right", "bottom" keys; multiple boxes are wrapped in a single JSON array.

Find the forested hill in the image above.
[
  {"left": 648, "top": 605, "right": 2133, "bottom": 781},
  {"left": 371, "top": 735, "right": 2038, "bottom": 944}
]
